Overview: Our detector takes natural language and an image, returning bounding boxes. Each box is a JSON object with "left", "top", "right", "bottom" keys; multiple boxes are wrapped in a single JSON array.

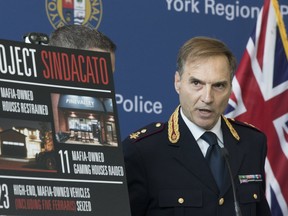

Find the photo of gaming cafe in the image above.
[{"left": 51, "top": 94, "right": 117, "bottom": 146}]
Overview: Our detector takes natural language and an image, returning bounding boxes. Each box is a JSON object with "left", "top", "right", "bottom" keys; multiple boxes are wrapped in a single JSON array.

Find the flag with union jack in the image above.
[{"left": 225, "top": 0, "right": 288, "bottom": 215}]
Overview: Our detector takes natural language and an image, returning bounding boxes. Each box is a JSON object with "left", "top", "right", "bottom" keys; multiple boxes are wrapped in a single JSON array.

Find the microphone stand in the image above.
[{"left": 221, "top": 147, "right": 242, "bottom": 216}]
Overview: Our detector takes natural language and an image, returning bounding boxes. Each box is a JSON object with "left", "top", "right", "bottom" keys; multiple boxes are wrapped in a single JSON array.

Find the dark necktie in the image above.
[{"left": 201, "top": 131, "right": 225, "bottom": 190}]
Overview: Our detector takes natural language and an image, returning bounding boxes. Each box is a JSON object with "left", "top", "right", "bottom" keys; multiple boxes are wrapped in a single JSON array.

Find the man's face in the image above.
[{"left": 174, "top": 55, "right": 232, "bottom": 130}]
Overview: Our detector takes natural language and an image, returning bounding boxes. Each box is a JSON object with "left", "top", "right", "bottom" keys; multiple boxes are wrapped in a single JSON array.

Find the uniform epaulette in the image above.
[
  {"left": 226, "top": 117, "right": 262, "bottom": 133},
  {"left": 127, "top": 122, "right": 164, "bottom": 143}
]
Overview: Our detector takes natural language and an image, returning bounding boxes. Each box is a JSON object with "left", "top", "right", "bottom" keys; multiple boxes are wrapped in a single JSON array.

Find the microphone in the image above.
[{"left": 220, "top": 147, "right": 242, "bottom": 216}]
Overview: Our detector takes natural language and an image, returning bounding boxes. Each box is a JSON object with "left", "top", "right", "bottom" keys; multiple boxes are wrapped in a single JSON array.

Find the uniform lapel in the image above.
[{"left": 170, "top": 115, "right": 219, "bottom": 194}]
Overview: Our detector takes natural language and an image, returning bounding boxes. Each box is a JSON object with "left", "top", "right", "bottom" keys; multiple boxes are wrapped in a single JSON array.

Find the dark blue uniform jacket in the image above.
[{"left": 123, "top": 108, "right": 271, "bottom": 216}]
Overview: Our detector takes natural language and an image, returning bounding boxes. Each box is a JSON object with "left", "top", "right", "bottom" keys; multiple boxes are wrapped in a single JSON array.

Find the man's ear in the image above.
[{"left": 174, "top": 71, "right": 180, "bottom": 94}]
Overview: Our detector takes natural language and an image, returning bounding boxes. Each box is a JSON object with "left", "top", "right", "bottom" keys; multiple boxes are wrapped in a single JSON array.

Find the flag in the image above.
[{"left": 225, "top": 0, "right": 288, "bottom": 215}]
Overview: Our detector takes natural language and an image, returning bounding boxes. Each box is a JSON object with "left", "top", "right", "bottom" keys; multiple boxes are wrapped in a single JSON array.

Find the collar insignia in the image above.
[
  {"left": 168, "top": 105, "right": 180, "bottom": 143},
  {"left": 222, "top": 115, "right": 240, "bottom": 141}
]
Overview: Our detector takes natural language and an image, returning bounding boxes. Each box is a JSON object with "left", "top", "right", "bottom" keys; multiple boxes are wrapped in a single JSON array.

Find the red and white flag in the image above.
[{"left": 225, "top": 0, "right": 288, "bottom": 215}]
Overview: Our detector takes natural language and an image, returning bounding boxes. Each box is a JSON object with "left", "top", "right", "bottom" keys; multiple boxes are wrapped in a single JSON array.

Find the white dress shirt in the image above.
[{"left": 180, "top": 108, "right": 224, "bottom": 157}]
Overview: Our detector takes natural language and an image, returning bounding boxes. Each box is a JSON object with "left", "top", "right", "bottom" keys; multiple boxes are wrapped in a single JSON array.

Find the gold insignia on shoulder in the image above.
[
  {"left": 228, "top": 118, "right": 262, "bottom": 132},
  {"left": 128, "top": 123, "right": 164, "bottom": 142},
  {"left": 130, "top": 132, "right": 140, "bottom": 140},
  {"left": 168, "top": 105, "right": 180, "bottom": 143},
  {"left": 223, "top": 115, "right": 240, "bottom": 141},
  {"left": 129, "top": 126, "right": 149, "bottom": 140}
]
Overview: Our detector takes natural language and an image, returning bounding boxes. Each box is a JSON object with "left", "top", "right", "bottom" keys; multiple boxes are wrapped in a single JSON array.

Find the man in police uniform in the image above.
[{"left": 123, "top": 36, "right": 271, "bottom": 216}]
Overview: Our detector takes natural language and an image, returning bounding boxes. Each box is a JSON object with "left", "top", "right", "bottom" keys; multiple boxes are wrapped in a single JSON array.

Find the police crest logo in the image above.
[{"left": 46, "top": 0, "right": 102, "bottom": 29}]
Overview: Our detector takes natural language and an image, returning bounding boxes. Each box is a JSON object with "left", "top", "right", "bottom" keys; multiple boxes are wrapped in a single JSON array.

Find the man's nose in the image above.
[{"left": 201, "top": 85, "right": 213, "bottom": 103}]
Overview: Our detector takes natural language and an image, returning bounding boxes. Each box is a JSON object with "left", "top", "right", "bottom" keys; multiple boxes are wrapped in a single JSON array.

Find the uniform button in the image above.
[
  {"left": 178, "top": 198, "right": 184, "bottom": 204},
  {"left": 156, "top": 123, "right": 161, "bottom": 127},
  {"left": 253, "top": 194, "right": 258, "bottom": 199},
  {"left": 219, "top": 198, "right": 224, "bottom": 205},
  {"left": 140, "top": 129, "right": 147, "bottom": 133}
]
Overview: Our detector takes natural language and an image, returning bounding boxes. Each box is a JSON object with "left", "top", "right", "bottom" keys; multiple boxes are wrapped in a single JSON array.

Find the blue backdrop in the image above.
[{"left": 0, "top": 0, "right": 287, "bottom": 139}]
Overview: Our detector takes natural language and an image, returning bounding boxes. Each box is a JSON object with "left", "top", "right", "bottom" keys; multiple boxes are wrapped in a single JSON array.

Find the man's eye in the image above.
[
  {"left": 192, "top": 81, "right": 200, "bottom": 85},
  {"left": 214, "top": 83, "right": 226, "bottom": 89}
]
